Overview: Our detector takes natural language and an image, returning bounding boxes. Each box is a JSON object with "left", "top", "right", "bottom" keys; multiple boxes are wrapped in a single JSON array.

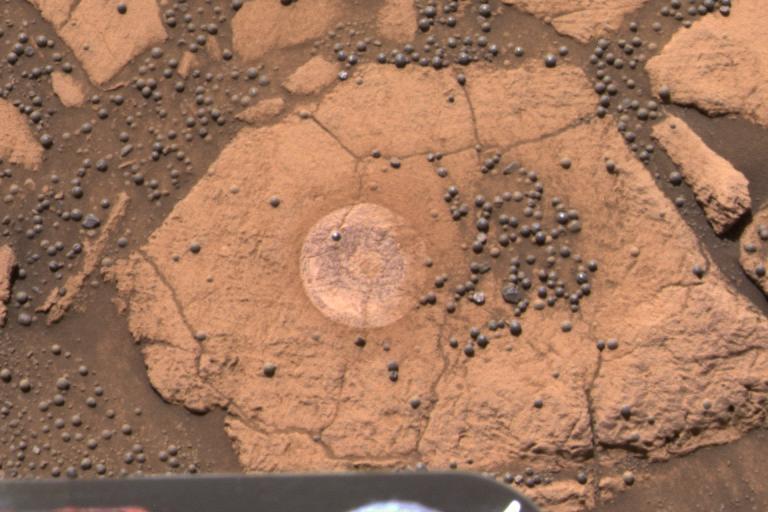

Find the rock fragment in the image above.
[
  {"left": 51, "top": 71, "right": 87, "bottom": 107},
  {"left": 39, "top": 193, "right": 130, "bottom": 323},
  {"left": 235, "top": 98, "right": 286, "bottom": 125},
  {"left": 0, "top": 246, "right": 15, "bottom": 326},
  {"left": 58, "top": 0, "right": 167, "bottom": 85},
  {"left": 652, "top": 115, "right": 751, "bottom": 235},
  {"left": 232, "top": 0, "right": 341, "bottom": 62},
  {"left": 500, "top": 0, "right": 648, "bottom": 43},
  {"left": 282, "top": 56, "right": 337, "bottom": 96},
  {"left": 26, "top": 0, "right": 75, "bottom": 28},
  {"left": 739, "top": 204, "right": 768, "bottom": 296},
  {"left": 646, "top": 0, "right": 768, "bottom": 127},
  {"left": 0, "top": 99, "right": 43, "bottom": 170}
]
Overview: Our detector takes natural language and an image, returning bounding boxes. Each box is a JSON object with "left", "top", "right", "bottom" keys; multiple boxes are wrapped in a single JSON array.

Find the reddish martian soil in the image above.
[{"left": 1, "top": 1, "right": 767, "bottom": 511}]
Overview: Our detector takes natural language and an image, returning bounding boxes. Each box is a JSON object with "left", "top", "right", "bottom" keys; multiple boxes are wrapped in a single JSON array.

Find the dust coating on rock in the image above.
[
  {"left": 232, "top": 0, "right": 341, "bottom": 62},
  {"left": 114, "top": 64, "right": 768, "bottom": 510},
  {"left": 0, "top": 99, "right": 43, "bottom": 170},
  {"left": 377, "top": 0, "right": 418, "bottom": 42},
  {"left": 646, "top": 0, "right": 768, "bottom": 127},
  {"left": 283, "top": 56, "right": 338, "bottom": 96},
  {"left": 740, "top": 204, "right": 768, "bottom": 296},
  {"left": 652, "top": 115, "right": 751, "bottom": 235},
  {"left": 500, "top": 0, "right": 648, "bottom": 43},
  {"left": 300, "top": 203, "right": 426, "bottom": 329},
  {"left": 0, "top": 246, "right": 15, "bottom": 327},
  {"left": 57, "top": 0, "right": 167, "bottom": 85},
  {"left": 51, "top": 71, "right": 87, "bottom": 107}
]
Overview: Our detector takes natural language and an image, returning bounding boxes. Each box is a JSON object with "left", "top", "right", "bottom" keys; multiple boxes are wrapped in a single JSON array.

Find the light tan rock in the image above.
[
  {"left": 235, "top": 97, "right": 285, "bottom": 125},
  {"left": 0, "top": 100, "right": 43, "bottom": 170},
  {"left": 652, "top": 114, "right": 750, "bottom": 235},
  {"left": 465, "top": 63, "right": 595, "bottom": 148},
  {"left": 114, "top": 64, "right": 768, "bottom": 505},
  {"left": 177, "top": 52, "right": 199, "bottom": 79},
  {"left": 51, "top": 71, "right": 87, "bottom": 107},
  {"left": 283, "top": 56, "right": 337, "bottom": 95},
  {"left": 0, "top": 246, "right": 15, "bottom": 327},
  {"left": 739, "top": 204, "right": 768, "bottom": 297},
  {"left": 314, "top": 63, "right": 475, "bottom": 157},
  {"left": 232, "top": 0, "right": 341, "bottom": 62},
  {"left": 377, "top": 0, "right": 417, "bottom": 42},
  {"left": 527, "top": 480, "right": 595, "bottom": 512},
  {"left": 646, "top": 0, "right": 768, "bottom": 127},
  {"left": 501, "top": 0, "right": 648, "bottom": 43},
  {"left": 58, "top": 0, "right": 167, "bottom": 85}
]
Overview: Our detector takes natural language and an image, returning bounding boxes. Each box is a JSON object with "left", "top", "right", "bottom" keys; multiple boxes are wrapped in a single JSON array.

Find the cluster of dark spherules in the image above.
[
  {"left": 423, "top": 155, "right": 598, "bottom": 357},
  {"left": 0, "top": 0, "right": 277, "bottom": 321},
  {"left": 332, "top": 0, "right": 500, "bottom": 78},
  {"left": 0, "top": 346, "right": 196, "bottom": 479},
  {"left": 588, "top": 0, "right": 732, "bottom": 164},
  {"left": 660, "top": 0, "right": 732, "bottom": 23}
]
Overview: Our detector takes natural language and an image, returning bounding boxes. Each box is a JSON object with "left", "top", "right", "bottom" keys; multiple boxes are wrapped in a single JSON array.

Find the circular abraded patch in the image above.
[{"left": 300, "top": 203, "right": 425, "bottom": 328}]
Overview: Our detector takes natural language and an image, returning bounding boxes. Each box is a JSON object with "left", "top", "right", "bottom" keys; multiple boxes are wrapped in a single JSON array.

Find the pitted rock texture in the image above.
[
  {"left": 646, "top": 0, "right": 768, "bottom": 128},
  {"left": 652, "top": 114, "right": 750, "bottom": 235},
  {"left": 233, "top": 0, "right": 341, "bottom": 62},
  {"left": 500, "top": 0, "right": 648, "bottom": 43},
  {"left": 54, "top": 0, "right": 167, "bottom": 85},
  {"left": 740, "top": 205, "right": 768, "bottom": 297},
  {"left": 114, "top": 63, "right": 768, "bottom": 506},
  {"left": 0, "top": 99, "right": 43, "bottom": 170}
]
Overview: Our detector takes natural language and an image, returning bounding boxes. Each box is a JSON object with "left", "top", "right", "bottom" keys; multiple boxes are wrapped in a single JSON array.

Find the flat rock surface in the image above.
[
  {"left": 501, "top": 0, "right": 648, "bottom": 43},
  {"left": 56, "top": 0, "right": 167, "bottom": 85},
  {"left": 0, "top": 99, "right": 43, "bottom": 170},
  {"left": 646, "top": 0, "right": 768, "bottom": 127},
  {"left": 740, "top": 205, "right": 768, "bottom": 297},
  {"left": 232, "top": 0, "right": 341, "bottom": 62},
  {"left": 0, "top": 246, "right": 15, "bottom": 327},
  {"left": 378, "top": 0, "right": 418, "bottom": 42},
  {"left": 115, "top": 63, "right": 768, "bottom": 481},
  {"left": 282, "top": 56, "right": 338, "bottom": 96},
  {"left": 652, "top": 114, "right": 750, "bottom": 235}
]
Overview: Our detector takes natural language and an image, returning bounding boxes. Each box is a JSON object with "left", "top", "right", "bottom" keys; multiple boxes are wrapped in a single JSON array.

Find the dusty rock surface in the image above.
[
  {"left": 51, "top": 71, "right": 87, "bottom": 107},
  {"left": 235, "top": 98, "right": 286, "bottom": 125},
  {"left": 500, "top": 0, "right": 648, "bottom": 43},
  {"left": 378, "top": 0, "right": 418, "bottom": 42},
  {"left": 232, "top": 0, "right": 341, "bottom": 62},
  {"left": 114, "top": 63, "right": 768, "bottom": 508},
  {"left": 55, "top": 0, "right": 167, "bottom": 85},
  {"left": 0, "top": 245, "right": 15, "bottom": 327},
  {"left": 0, "top": 99, "right": 43, "bottom": 170},
  {"left": 282, "top": 56, "right": 338, "bottom": 96},
  {"left": 740, "top": 205, "right": 768, "bottom": 297},
  {"left": 652, "top": 115, "right": 750, "bottom": 235},
  {"left": 646, "top": 0, "right": 768, "bottom": 127}
]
